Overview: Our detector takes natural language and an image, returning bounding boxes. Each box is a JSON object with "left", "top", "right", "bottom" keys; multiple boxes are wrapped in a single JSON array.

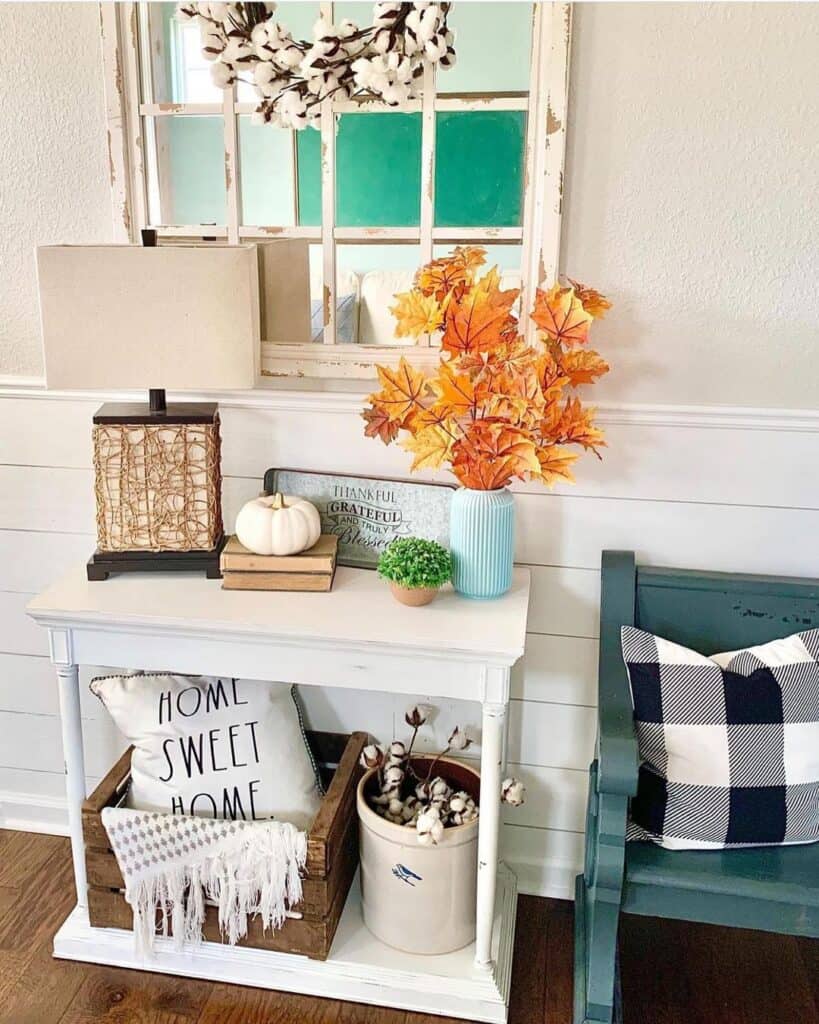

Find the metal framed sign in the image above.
[{"left": 263, "top": 468, "right": 454, "bottom": 570}]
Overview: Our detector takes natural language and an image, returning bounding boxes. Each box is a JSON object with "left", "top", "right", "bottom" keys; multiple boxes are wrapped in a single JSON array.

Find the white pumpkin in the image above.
[{"left": 235, "top": 493, "right": 322, "bottom": 556}]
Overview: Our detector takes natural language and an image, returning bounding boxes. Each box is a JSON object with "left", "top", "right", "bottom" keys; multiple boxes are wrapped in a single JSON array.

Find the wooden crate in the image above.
[{"left": 82, "top": 730, "right": 367, "bottom": 960}]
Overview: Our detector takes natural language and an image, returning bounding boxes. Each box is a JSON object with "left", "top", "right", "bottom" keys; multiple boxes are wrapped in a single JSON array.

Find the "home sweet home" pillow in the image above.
[
  {"left": 91, "top": 674, "right": 322, "bottom": 830},
  {"left": 621, "top": 627, "right": 819, "bottom": 850}
]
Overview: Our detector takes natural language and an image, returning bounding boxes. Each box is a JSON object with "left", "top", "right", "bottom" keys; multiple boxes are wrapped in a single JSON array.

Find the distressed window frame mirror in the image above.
[{"left": 100, "top": 1, "right": 571, "bottom": 382}]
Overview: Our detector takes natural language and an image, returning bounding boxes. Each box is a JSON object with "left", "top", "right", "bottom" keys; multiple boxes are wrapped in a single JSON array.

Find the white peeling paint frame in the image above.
[{"left": 99, "top": 2, "right": 572, "bottom": 379}]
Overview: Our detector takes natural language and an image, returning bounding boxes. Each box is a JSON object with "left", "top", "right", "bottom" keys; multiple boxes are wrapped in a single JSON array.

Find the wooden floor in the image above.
[{"left": 0, "top": 831, "right": 816, "bottom": 1024}]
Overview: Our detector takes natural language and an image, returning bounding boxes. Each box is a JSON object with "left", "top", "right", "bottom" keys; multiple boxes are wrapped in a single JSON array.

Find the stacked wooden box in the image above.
[
  {"left": 82, "top": 730, "right": 367, "bottom": 960},
  {"left": 219, "top": 534, "right": 339, "bottom": 591}
]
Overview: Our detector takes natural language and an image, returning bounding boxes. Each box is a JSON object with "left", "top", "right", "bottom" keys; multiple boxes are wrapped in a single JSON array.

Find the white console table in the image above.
[{"left": 27, "top": 565, "right": 530, "bottom": 1023}]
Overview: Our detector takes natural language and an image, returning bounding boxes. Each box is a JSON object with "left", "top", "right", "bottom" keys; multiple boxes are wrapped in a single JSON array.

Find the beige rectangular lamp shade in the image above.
[{"left": 37, "top": 245, "right": 260, "bottom": 390}]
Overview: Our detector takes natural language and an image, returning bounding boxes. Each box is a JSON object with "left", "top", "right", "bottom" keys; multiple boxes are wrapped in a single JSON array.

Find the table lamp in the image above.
[{"left": 37, "top": 240, "right": 260, "bottom": 581}]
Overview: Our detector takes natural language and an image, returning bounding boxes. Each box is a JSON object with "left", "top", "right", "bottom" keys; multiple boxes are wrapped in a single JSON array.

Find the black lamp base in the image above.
[{"left": 87, "top": 536, "right": 226, "bottom": 582}]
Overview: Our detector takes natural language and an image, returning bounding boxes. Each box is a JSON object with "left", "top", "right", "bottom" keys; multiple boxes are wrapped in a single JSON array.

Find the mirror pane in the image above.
[
  {"left": 435, "top": 111, "right": 526, "bottom": 227},
  {"left": 337, "top": 244, "right": 422, "bottom": 345},
  {"left": 238, "top": 118, "right": 295, "bottom": 226},
  {"left": 439, "top": 3, "right": 533, "bottom": 95},
  {"left": 150, "top": 115, "right": 226, "bottom": 225}
]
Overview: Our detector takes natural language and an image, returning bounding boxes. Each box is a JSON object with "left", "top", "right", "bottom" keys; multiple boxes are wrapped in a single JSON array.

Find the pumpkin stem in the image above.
[{"left": 271, "top": 492, "right": 286, "bottom": 510}]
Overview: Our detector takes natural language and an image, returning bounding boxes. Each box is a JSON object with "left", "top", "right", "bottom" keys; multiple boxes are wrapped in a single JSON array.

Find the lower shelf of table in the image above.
[{"left": 54, "top": 864, "right": 518, "bottom": 1023}]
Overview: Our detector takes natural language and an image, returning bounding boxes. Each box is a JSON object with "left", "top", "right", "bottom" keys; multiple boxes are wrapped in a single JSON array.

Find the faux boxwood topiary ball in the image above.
[{"left": 377, "top": 537, "right": 451, "bottom": 591}]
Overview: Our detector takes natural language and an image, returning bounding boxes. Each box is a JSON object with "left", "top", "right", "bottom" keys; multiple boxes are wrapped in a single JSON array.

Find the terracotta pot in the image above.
[
  {"left": 357, "top": 756, "right": 480, "bottom": 955},
  {"left": 388, "top": 582, "right": 437, "bottom": 606}
]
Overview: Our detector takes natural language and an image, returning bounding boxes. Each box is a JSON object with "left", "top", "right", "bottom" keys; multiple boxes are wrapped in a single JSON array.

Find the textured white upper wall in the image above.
[
  {"left": 1, "top": 3, "right": 817, "bottom": 407},
  {"left": 563, "top": 2, "right": 819, "bottom": 408},
  {"left": 0, "top": 3, "right": 111, "bottom": 378}
]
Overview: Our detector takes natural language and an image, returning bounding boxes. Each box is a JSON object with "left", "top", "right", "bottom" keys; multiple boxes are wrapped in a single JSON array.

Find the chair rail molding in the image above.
[{"left": 1, "top": 377, "right": 817, "bottom": 432}]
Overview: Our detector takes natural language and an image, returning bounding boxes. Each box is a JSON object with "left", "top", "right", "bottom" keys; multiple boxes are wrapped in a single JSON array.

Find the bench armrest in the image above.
[{"left": 597, "top": 551, "right": 640, "bottom": 797}]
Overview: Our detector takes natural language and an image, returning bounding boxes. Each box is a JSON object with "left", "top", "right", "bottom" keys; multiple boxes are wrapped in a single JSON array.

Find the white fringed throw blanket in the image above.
[{"left": 101, "top": 807, "right": 307, "bottom": 955}]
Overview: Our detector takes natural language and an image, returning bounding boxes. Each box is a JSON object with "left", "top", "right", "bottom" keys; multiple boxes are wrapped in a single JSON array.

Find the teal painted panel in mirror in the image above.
[
  {"left": 157, "top": 116, "right": 226, "bottom": 225},
  {"left": 296, "top": 129, "right": 321, "bottom": 226},
  {"left": 434, "top": 111, "right": 526, "bottom": 227},
  {"left": 297, "top": 114, "right": 422, "bottom": 227},
  {"left": 336, "top": 113, "right": 422, "bottom": 226}
]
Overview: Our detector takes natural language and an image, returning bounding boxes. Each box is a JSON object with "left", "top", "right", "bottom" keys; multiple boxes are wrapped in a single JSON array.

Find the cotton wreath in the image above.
[{"left": 175, "top": 2, "right": 456, "bottom": 130}]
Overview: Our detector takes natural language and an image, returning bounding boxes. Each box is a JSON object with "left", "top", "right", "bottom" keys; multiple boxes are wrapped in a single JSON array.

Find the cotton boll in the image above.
[
  {"left": 447, "top": 726, "right": 472, "bottom": 752},
  {"left": 395, "top": 56, "right": 413, "bottom": 83},
  {"left": 381, "top": 81, "right": 409, "bottom": 106},
  {"left": 337, "top": 18, "right": 357, "bottom": 38},
  {"left": 416, "top": 811, "right": 443, "bottom": 845},
  {"left": 210, "top": 61, "right": 235, "bottom": 87},
  {"left": 276, "top": 44, "right": 303, "bottom": 69},
  {"left": 439, "top": 48, "right": 456, "bottom": 71},
  {"left": 265, "top": 22, "right": 290, "bottom": 49},
  {"left": 371, "top": 27, "right": 392, "bottom": 54},
  {"left": 401, "top": 796, "right": 418, "bottom": 821},
  {"left": 250, "top": 22, "right": 269, "bottom": 46},
  {"left": 388, "top": 740, "right": 407, "bottom": 761},
  {"left": 449, "top": 794, "right": 467, "bottom": 814},
  {"left": 417, "top": 5, "right": 441, "bottom": 42},
  {"left": 222, "top": 38, "right": 251, "bottom": 63},
  {"left": 359, "top": 743, "right": 385, "bottom": 770},
  {"left": 403, "top": 32, "right": 419, "bottom": 57},
  {"left": 424, "top": 34, "right": 447, "bottom": 62},
  {"left": 312, "top": 13, "right": 334, "bottom": 40},
  {"left": 383, "top": 764, "right": 404, "bottom": 788},
  {"left": 501, "top": 777, "right": 526, "bottom": 807},
  {"left": 254, "top": 60, "right": 278, "bottom": 86}
]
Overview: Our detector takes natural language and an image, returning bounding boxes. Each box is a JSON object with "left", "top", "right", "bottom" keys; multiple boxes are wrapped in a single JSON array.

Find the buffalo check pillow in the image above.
[{"left": 621, "top": 626, "right": 819, "bottom": 850}]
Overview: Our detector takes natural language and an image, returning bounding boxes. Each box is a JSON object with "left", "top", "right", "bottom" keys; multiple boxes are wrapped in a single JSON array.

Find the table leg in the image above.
[
  {"left": 475, "top": 700, "right": 506, "bottom": 968},
  {"left": 56, "top": 663, "right": 88, "bottom": 909}
]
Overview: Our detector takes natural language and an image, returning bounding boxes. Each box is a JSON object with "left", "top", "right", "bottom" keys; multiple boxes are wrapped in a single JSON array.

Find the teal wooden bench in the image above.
[{"left": 574, "top": 550, "right": 819, "bottom": 1024}]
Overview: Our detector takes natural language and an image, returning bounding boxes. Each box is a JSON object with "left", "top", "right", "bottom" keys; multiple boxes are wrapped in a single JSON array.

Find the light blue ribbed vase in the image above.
[{"left": 449, "top": 487, "right": 515, "bottom": 599}]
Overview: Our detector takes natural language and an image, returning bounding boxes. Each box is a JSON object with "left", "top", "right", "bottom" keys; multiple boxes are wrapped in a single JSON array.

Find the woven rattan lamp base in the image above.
[{"left": 88, "top": 401, "right": 225, "bottom": 581}]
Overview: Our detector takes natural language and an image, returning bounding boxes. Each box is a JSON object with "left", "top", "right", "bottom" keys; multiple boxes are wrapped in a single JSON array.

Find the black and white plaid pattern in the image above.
[{"left": 621, "top": 626, "right": 819, "bottom": 850}]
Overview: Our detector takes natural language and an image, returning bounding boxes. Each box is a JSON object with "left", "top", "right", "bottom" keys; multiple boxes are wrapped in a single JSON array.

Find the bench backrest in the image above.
[{"left": 634, "top": 564, "right": 819, "bottom": 654}]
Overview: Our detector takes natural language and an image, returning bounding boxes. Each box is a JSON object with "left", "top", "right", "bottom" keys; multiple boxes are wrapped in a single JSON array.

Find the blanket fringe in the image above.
[{"left": 126, "top": 823, "right": 307, "bottom": 955}]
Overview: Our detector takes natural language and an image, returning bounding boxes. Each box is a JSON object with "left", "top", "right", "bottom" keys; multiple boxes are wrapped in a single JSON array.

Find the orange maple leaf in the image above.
[
  {"left": 533, "top": 445, "right": 578, "bottom": 487},
  {"left": 546, "top": 397, "right": 606, "bottom": 456},
  {"left": 430, "top": 362, "right": 476, "bottom": 418},
  {"left": 390, "top": 290, "right": 443, "bottom": 339},
  {"left": 415, "top": 246, "right": 486, "bottom": 302},
  {"left": 451, "top": 245, "right": 487, "bottom": 276},
  {"left": 367, "top": 357, "right": 428, "bottom": 424},
  {"left": 559, "top": 348, "right": 610, "bottom": 387},
  {"left": 451, "top": 421, "right": 541, "bottom": 490},
  {"left": 568, "top": 279, "right": 611, "bottom": 319},
  {"left": 400, "top": 424, "right": 456, "bottom": 471},
  {"left": 441, "top": 276, "right": 519, "bottom": 358},
  {"left": 361, "top": 406, "right": 399, "bottom": 445},
  {"left": 532, "top": 284, "right": 593, "bottom": 346},
  {"left": 476, "top": 355, "right": 545, "bottom": 427}
]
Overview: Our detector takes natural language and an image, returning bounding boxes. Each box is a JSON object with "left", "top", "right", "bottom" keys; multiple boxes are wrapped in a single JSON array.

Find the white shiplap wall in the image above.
[{"left": 0, "top": 385, "right": 817, "bottom": 897}]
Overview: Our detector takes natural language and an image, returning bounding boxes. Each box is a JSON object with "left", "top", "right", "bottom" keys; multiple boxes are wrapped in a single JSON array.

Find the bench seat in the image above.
[{"left": 623, "top": 841, "right": 819, "bottom": 935}]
